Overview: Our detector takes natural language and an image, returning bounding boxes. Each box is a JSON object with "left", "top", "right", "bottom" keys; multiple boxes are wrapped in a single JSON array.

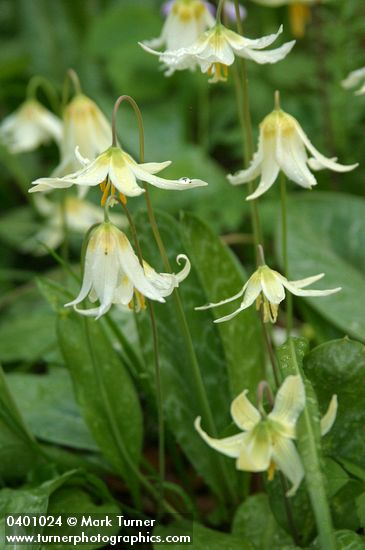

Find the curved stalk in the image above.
[{"left": 26, "top": 75, "right": 61, "bottom": 115}]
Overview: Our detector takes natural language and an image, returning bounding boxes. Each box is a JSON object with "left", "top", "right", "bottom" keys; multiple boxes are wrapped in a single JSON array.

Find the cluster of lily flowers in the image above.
[{"left": 1, "top": 0, "right": 362, "bottom": 498}]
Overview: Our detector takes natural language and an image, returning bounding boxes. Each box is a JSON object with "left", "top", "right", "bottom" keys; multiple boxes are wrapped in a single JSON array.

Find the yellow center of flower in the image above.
[
  {"left": 207, "top": 63, "right": 228, "bottom": 83},
  {"left": 261, "top": 110, "right": 297, "bottom": 139},
  {"left": 173, "top": 0, "right": 207, "bottom": 21}
]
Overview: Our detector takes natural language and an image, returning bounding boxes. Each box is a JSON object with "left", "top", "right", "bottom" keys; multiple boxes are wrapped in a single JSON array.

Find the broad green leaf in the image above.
[
  {"left": 324, "top": 458, "right": 349, "bottom": 499},
  {"left": 57, "top": 310, "right": 143, "bottom": 494},
  {"left": 0, "top": 287, "right": 57, "bottom": 363},
  {"left": 278, "top": 338, "right": 336, "bottom": 550},
  {"left": 312, "top": 530, "right": 365, "bottom": 550},
  {"left": 154, "top": 522, "right": 255, "bottom": 549},
  {"left": 330, "top": 480, "right": 363, "bottom": 531},
  {"left": 6, "top": 369, "right": 98, "bottom": 451},
  {"left": 303, "top": 338, "right": 365, "bottom": 469},
  {"left": 280, "top": 193, "right": 365, "bottom": 341},
  {"left": 180, "top": 213, "right": 264, "bottom": 397},
  {"left": 134, "top": 210, "right": 243, "bottom": 503},
  {"left": 0, "top": 364, "right": 41, "bottom": 482},
  {"left": 232, "top": 493, "right": 293, "bottom": 549},
  {"left": 0, "top": 470, "right": 78, "bottom": 549},
  {"left": 356, "top": 492, "right": 365, "bottom": 530}
]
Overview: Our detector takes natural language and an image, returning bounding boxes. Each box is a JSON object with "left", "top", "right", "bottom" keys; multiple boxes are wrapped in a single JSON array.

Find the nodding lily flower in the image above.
[
  {"left": 342, "top": 67, "right": 365, "bottom": 96},
  {"left": 0, "top": 99, "right": 62, "bottom": 153},
  {"left": 228, "top": 100, "right": 358, "bottom": 200},
  {"left": 22, "top": 194, "right": 125, "bottom": 256},
  {"left": 145, "top": 0, "right": 215, "bottom": 52},
  {"left": 140, "top": 24, "right": 295, "bottom": 83},
  {"left": 66, "top": 221, "right": 191, "bottom": 319},
  {"left": 29, "top": 146, "right": 208, "bottom": 204},
  {"left": 54, "top": 94, "right": 111, "bottom": 178},
  {"left": 195, "top": 375, "right": 338, "bottom": 496},
  {"left": 196, "top": 263, "right": 341, "bottom": 323}
]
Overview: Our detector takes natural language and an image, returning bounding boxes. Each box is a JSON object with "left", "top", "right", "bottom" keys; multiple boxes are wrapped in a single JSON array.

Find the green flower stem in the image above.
[
  {"left": 26, "top": 75, "right": 61, "bottom": 115},
  {"left": 232, "top": 0, "right": 262, "bottom": 253},
  {"left": 120, "top": 198, "right": 165, "bottom": 512},
  {"left": 61, "top": 68, "right": 82, "bottom": 110},
  {"left": 280, "top": 173, "right": 293, "bottom": 338},
  {"left": 114, "top": 95, "right": 237, "bottom": 503},
  {"left": 216, "top": 0, "right": 226, "bottom": 23},
  {"left": 286, "top": 339, "right": 337, "bottom": 550},
  {"left": 83, "top": 317, "right": 179, "bottom": 517}
]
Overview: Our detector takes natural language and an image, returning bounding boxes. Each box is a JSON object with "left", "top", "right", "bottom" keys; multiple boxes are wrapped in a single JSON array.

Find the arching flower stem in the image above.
[
  {"left": 26, "top": 75, "right": 61, "bottom": 116},
  {"left": 61, "top": 68, "right": 82, "bottom": 111}
]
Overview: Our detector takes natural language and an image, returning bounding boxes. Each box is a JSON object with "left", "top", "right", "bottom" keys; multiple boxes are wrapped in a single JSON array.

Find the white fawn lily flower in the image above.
[
  {"left": 30, "top": 146, "right": 208, "bottom": 203},
  {"left": 0, "top": 99, "right": 62, "bottom": 153},
  {"left": 145, "top": 0, "right": 215, "bottom": 52},
  {"left": 195, "top": 375, "right": 338, "bottom": 496},
  {"left": 196, "top": 262, "right": 341, "bottom": 323},
  {"left": 140, "top": 24, "right": 295, "bottom": 82},
  {"left": 66, "top": 221, "right": 191, "bottom": 319},
  {"left": 228, "top": 99, "right": 358, "bottom": 200},
  {"left": 341, "top": 67, "right": 365, "bottom": 96},
  {"left": 22, "top": 194, "right": 125, "bottom": 255},
  {"left": 54, "top": 94, "right": 111, "bottom": 178}
]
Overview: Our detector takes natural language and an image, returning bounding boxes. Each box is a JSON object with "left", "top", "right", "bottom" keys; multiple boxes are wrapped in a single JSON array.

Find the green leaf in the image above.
[
  {"left": 330, "top": 480, "right": 364, "bottom": 531},
  {"left": 356, "top": 492, "right": 365, "bottom": 530},
  {"left": 6, "top": 369, "right": 98, "bottom": 451},
  {"left": 0, "top": 470, "right": 78, "bottom": 549},
  {"left": 311, "top": 530, "right": 365, "bottom": 549},
  {"left": 303, "top": 338, "right": 365, "bottom": 470},
  {"left": 0, "top": 364, "right": 41, "bottom": 482},
  {"left": 134, "top": 210, "right": 248, "bottom": 502},
  {"left": 153, "top": 522, "right": 255, "bottom": 549},
  {"left": 324, "top": 458, "right": 349, "bottom": 499},
  {"left": 57, "top": 310, "right": 143, "bottom": 495},
  {"left": 232, "top": 493, "right": 293, "bottom": 549},
  {"left": 278, "top": 338, "right": 337, "bottom": 550},
  {"left": 281, "top": 192, "right": 365, "bottom": 341},
  {"left": 180, "top": 212, "right": 264, "bottom": 397}
]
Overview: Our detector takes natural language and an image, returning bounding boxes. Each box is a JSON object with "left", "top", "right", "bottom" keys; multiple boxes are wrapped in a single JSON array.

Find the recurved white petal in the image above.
[
  {"left": 246, "top": 137, "right": 280, "bottom": 200},
  {"left": 130, "top": 163, "right": 208, "bottom": 190},
  {"left": 269, "top": 375, "right": 305, "bottom": 434},
  {"left": 230, "top": 390, "right": 261, "bottom": 431},
  {"left": 320, "top": 395, "right": 338, "bottom": 436},
  {"left": 341, "top": 67, "right": 365, "bottom": 89},
  {"left": 135, "top": 160, "right": 172, "bottom": 174},
  {"left": 279, "top": 276, "right": 341, "bottom": 297},
  {"left": 227, "top": 139, "right": 263, "bottom": 185},
  {"left": 117, "top": 233, "right": 165, "bottom": 302},
  {"left": 272, "top": 437, "right": 304, "bottom": 497},
  {"left": 284, "top": 273, "right": 324, "bottom": 289},
  {"left": 65, "top": 247, "right": 94, "bottom": 308},
  {"left": 195, "top": 282, "right": 247, "bottom": 311},
  {"left": 277, "top": 128, "right": 317, "bottom": 189},
  {"left": 296, "top": 124, "right": 359, "bottom": 173},
  {"left": 242, "top": 41, "right": 295, "bottom": 64},
  {"left": 225, "top": 25, "right": 283, "bottom": 51},
  {"left": 194, "top": 417, "right": 244, "bottom": 458},
  {"left": 213, "top": 272, "right": 262, "bottom": 323}
]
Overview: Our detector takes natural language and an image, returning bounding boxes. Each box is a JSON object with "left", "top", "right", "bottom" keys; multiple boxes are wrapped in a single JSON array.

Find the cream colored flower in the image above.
[
  {"left": 66, "top": 221, "right": 191, "bottom": 318},
  {"left": 140, "top": 24, "right": 295, "bottom": 82},
  {"left": 30, "top": 146, "right": 208, "bottom": 201},
  {"left": 196, "top": 264, "right": 341, "bottom": 323},
  {"left": 342, "top": 67, "right": 365, "bottom": 96},
  {"left": 145, "top": 0, "right": 215, "bottom": 52},
  {"left": 228, "top": 106, "right": 358, "bottom": 200},
  {"left": 0, "top": 99, "right": 62, "bottom": 153},
  {"left": 54, "top": 94, "right": 111, "bottom": 177},
  {"left": 195, "top": 375, "right": 337, "bottom": 496},
  {"left": 22, "top": 194, "right": 125, "bottom": 255}
]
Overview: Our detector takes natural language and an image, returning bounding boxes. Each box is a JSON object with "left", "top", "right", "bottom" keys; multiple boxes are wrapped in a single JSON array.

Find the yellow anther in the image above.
[
  {"left": 100, "top": 181, "right": 111, "bottom": 206},
  {"left": 267, "top": 460, "right": 276, "bottom": 481}
]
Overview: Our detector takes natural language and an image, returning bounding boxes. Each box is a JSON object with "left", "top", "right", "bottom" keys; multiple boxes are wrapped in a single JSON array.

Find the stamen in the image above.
[
  {"left": 100, "top": 180, "right": 106, "bottom": 192},
  {"left": 119, "top": 192, "right": 127, "bottom": 205},
  {"left": 100, "top": 181, "right": 111, "bottom": 206},
  {"left": 267, "top": 460, "right": 276, "bottom": 481}
]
